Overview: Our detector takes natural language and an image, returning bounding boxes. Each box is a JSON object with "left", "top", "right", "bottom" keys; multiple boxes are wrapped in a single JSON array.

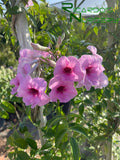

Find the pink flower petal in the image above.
[
  {"left": 17, "top": 75, "right": 49, "bottom": 108},
  {"left": 17, "top": 61, "right": 31, "bottom": 76},
  {"left": 49, "top": 76, "right": 77, "bottom": 103},
  {"left": 87, "top": 45, "right": 97, "bottom": 55},
  {"left": 54, "top": 56, "right": 82, "bottom": 82},
  {"left": 25, "top": 0, "right": 33, "bottom": 8},
  {"left": 77, "top": 51, "right": 108, "bottom": 90},
  {"left": 95, "top": 73, "right": 108, "bottom": 89},
  {"left": 10, "top": 73, "right": 23, "bottom": 95},
  {"left": 19, "top": 49, "right": 49, "bottom": 63},
  {"left": 87, "top": 45, "right": 103, "bottom": 63}
]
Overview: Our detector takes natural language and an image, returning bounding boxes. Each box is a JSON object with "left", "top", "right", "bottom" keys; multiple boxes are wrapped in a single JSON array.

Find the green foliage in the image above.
[
  {"left": 1, "top": 101, "right": 15, "bottom": 113},
  {"left": 7, "top": 129, "right": 38, "bottom": 159},
  {"left": 0, "top": 15, "right": 19, "bottom": 60},
  {"left": 16, "top": 151, "right": 30, "bottom": 160},
  {"left": 26, "top": 138, "right": 37, "bottom": 150},
  {"left": 0, "top": 47, "right": 17, "bottom": 67},
  {"left": 0, "top": 66, "right": 23, "bottom": 120},
  {"left": 0, "top": 66, "right": 14, "bottom": 102},
  {"left": 0, "top": 1, "right": 120, "bottom": 160},
  {"left": 70, "top": 137, "right": 80, "bottom": 160}
]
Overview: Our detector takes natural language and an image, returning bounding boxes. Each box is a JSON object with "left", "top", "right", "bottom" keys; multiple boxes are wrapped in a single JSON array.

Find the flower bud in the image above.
[
  {"left": 31, "top": 43, "right": 50, "bottom": 51},
  {"left": 47, "top": 59, "right": 56, "bottom": 67}
]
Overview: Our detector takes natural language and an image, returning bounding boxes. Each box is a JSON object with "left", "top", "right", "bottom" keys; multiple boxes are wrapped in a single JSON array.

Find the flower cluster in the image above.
[
  {"left": 10, "top": 45, "right": 108, "bottom": 108},
  {"left": 77, "top": 46, "right": 108, "bottom": 90},
  {"left": 49, "top": 56, "right": 80, "bottom": 103},
  {"left": 10, "top": 47, "right": 50, "bottom": 108}
]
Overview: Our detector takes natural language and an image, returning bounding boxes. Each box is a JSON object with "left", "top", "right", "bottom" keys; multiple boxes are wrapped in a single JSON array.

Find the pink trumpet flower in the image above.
[
  {"left": 17, "top": 61, "right": 31, "bottom": 76},
  {"left": 87, "top": 45, "right": 103, "bottom": 63},
  {"left": 17, "top": 75, "right": 49, "bottom": 108},
  {"left": 54, "top": 56, "right": 82, "bottom": 82},
  {"left": 95, "top": 73, "right": 108, "bottom": 89},
  {"left": 49, "top": 76, "right": 77, "bottom": 103},
  {"left": 19, "top": 49, "right": 49, "bottom": 63},
  {"left": 10, "top": 73, "right": 23, "bottom": 95},
  {"left": 77, "top": 49, "right": 108, "bottom": 90}
]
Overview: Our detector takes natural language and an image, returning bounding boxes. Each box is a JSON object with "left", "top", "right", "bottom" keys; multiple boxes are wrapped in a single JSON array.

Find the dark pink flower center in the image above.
[
  {"left": 86, "top": 66, "right": 93, "bottom": 75},
  {"left": 17, "top": 81, "right": 20, "bottom": 86},
  {"left": 29, "top": 88, "right": 39, "bottom": 96},
  {"left": 57, "top": 86, "right": 65, "bottom": 93},
  {"left": 64, "top": 67, "right": 72, "bottom": 74}
]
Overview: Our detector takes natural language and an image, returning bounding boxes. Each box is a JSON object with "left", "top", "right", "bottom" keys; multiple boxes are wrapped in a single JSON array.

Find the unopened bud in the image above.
[
  {"left": 55, "top": 50, "right": 61, "bottom": 58},
  {"left": 56, "top": 36, "right": 62, "bottom": 49},
  {"left": 47, "top": 59, "right": 56, "bottom": 67},
  {"left": 31, "top": 43, "right": 50, "bottom": 51}
]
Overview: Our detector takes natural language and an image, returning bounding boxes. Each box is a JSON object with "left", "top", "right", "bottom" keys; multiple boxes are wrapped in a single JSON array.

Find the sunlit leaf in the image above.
[
  {"left": 0, "top": 107, "right": 9, "bottom": 119},
  {"left": 70, "top": 137, "right": 80, "bottom": 160},
  {"left": 55, "top": 124, "right": 68, "bottom": 147},
  {"left": 26, "top": 138, "right": 37, "bottom": 150},
  {"left": 17, "top": 151, "right": 30, "bottom": 160},
  {"left": 70, "top": 124, "right": 88, "bottom": 138},
  {"left": 1, "top": 101, "right": 15, "bottom": 113}
]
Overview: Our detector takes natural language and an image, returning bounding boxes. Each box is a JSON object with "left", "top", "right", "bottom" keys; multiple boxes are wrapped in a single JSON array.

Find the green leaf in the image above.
[
  {"left": 93, "top": 26, "right": 98, "bottom": 36},
  {"left": 55, "top": 124, "right": 68, "bottom": 147},
  {"left": 7, "top": 136, "right": 15, "bottom": 146},
  {"left": 47, "top": 115, "right": 64, "bottom": 129},
  {"left": 40, "top": 15, "right": 44, "bottom": 24},
  {"left": 26, "top": 138, "right": 37, "bottom": 150},
  {"left": 79, "top": 104, "right": 84, "bottom": 116},
  {"left": 41, "top": 142, "right": 52, "bottom": 150},
  {"left": 30, "top": 149, "right": 37, "bottom": 157},
  {"left": 1, "top": 101, "right": 15, "bottom": 113},
  {"left": 53, "top": 156, "right": 61, "bottom": 160},
  {"left": 17, "top": 151, "right": 30, "bottom": 160},
  {"left": 40, "top": 0, "right": 46, "bottom": 2},
  {"left": 24, "top": 131, "right": 33, "bottom": 139},
  {"left": 11, "top": 36, "right": 15, "bottom": 46},
  {"left": 93, "top": 104, "right": 102, "bottom": 114},
  {"left": 14, "top": 138, "right": 28, "bottom": 149},
  {"left": 104, "top": 88, "right": 111, "bottom": 98},
  {"left": 0, "top": 107, "right": 9, "bottom": 119},
  {"left": 70, "top": 124, "right": 88, "bottom": 138},
  {"left": 70, "top": 137, "right": 80, "bottom": 160},
  {"left": 27, "top": 12, "right": 37, "bottom": 26},
  {"left": 26, "top": 106, "right": 32, "bottom": 122},
  {"left": 19, "top": 124, "right": 28, "bottom": 133},
  {"left": 45, "top": 128, "right": 55, "bottom": 138},
  {"left": 6, "top": 6, "right": 20, "bottom": 15},
  {"left": 74, "top": 99, "right": 82, "bottom": 104},
  {"left": 8, "top": 152, "right": 15, "bottom": 159},
  {"left": 68, "top": 113, "right": 81, "bottom": 119},
  {"left": 84, "top": 99, "right": 93, "bottom": 105}
]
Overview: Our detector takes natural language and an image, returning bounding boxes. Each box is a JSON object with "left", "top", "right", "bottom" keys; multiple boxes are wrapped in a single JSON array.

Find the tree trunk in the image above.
[
  {"left": 11, "top": 0, "right": 32, "bottom": 49},
  {"left": 11, "top": 0, "right": 46, "bottom": 146},
  {"left": 104, "top": 1, "right": 117, "bottom": 159},
  {"left": 15, "top": 12, "right": 32, "bottom": 49}
]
